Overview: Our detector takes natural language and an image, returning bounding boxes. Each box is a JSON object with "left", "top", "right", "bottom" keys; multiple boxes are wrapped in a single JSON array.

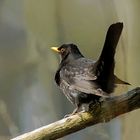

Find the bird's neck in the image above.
[{"left": 60, "top": 53, "right": 84, "bottom": 66}]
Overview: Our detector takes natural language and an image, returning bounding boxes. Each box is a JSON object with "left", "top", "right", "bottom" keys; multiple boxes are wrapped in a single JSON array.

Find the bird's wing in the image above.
[
  {"left": 60, "top": 64, "right": 110, "bottom": 97},
  {"left": 70, "top": 77, "right": 110, "bottom": 97}
]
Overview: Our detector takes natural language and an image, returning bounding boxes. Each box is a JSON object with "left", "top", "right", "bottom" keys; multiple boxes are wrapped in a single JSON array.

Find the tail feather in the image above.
[
  {"left": 114, "top": 76, "right": 130, "bottom": 85},
  {"left": 95, "top": 22, "right": 124, "bottom": 93}
]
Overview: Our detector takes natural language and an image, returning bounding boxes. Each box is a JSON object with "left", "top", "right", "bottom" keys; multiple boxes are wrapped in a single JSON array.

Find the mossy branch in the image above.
[{"left": 11, "top": 87, "right": 140, "bottom": 140}]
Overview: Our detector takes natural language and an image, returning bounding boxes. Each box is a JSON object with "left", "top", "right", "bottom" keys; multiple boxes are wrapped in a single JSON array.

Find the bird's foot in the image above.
[
  {"left": 88, "top": 99, "right": 103, "bottom": 111},
  {"left": 94, "top": 99, "right": 103, "bottom": 107},
  {"left": 64, "top": 114, "right": 72, "bottom": 118},
  {"left": 81, "top": 104, "right": 89, "bottom": 112}
]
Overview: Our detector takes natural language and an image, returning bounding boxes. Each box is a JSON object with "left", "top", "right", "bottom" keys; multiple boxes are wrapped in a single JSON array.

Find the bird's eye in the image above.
[{"left": 61, "top": 48, "right": 65, "bottom": 53}]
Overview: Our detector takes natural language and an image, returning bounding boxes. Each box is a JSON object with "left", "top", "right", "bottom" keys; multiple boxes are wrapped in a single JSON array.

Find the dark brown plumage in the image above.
[{"left": 51, "top": 22, "right": 130, "bottom": 116}]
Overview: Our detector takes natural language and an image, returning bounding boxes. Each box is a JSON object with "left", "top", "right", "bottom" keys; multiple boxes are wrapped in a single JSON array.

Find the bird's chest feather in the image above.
[
  {"left": 55, "top": 64, "right": 82, "bottom": 103},
  {"left": 59, "top": 79, "right": 78, "bottom": 104}
]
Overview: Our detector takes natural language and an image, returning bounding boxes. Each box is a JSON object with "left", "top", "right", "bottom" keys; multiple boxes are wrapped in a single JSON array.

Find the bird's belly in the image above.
[
  {"left": 60, "top": 80, "right": 77, "bottom": 105},
  {"left": 60, "top": 80, "right": 100, "bottom": 105}
]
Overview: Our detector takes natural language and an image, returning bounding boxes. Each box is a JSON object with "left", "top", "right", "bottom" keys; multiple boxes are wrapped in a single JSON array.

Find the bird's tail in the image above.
[
  {"left": 114, "top": 76, "right": 130, "bottom": 85},
  {"left": 94, "top": 22, "right": 124, "bottom": 93}
]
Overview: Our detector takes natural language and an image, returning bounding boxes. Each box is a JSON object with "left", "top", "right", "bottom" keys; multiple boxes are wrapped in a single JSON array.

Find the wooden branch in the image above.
[{"left": 11, "top": 87, "right": 140, "bottom": 140}]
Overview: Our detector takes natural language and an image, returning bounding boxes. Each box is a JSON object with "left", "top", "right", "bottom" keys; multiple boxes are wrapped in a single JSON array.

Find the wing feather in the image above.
[{"left": 60, "top": 62, "right": 110, "bottom": 97}]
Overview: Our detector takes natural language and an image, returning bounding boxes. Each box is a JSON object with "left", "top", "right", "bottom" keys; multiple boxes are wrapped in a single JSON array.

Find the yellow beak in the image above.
[{"left": 51, "top": 47, "right": 60, "bottom": 52}]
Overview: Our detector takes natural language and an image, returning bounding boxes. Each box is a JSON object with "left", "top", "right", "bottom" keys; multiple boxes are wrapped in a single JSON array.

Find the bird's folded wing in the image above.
[{"left": 70, "top": 77, "right": 110, "bottom": 97}]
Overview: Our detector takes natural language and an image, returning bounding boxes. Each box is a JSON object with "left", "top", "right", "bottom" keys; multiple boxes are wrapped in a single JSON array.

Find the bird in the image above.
[{"left": 51, "top": 22, "right": 130, "bottom": 116}]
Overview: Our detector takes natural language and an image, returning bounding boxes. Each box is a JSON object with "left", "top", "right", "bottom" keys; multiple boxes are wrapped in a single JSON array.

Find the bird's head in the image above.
[{"left": 51, "top": 44, "right": 83, "bottom": 63}]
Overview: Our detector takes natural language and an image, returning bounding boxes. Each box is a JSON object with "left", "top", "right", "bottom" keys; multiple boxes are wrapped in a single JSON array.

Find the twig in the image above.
[{"left": 11, "top": 87, "right": 140, "bottom": 140}]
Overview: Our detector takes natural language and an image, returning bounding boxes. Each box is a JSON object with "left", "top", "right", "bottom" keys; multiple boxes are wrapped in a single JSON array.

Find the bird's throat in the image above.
[{"left": 60, "top": 52, "right": 83, "bottom": 66}]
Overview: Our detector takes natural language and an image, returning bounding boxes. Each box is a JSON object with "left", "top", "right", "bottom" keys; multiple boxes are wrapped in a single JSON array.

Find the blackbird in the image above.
[{"left": 51, "top": 22, "right": 130, "bottom": 115}]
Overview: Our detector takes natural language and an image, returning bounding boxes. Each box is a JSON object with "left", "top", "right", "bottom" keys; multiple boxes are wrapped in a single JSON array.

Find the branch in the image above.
[{"left": 11, "top": 87, "right": 140, "bottom": 140}]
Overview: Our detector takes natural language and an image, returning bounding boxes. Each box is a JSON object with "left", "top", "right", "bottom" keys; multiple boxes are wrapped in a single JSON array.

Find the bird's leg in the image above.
[
  {"left": 71, "top": 107, "right": 79, "bottom": 115},
  {"left": 88, "top": 96, "right": 104, "bottom": 111},
  {"left": 96, "top": 88, "right": 110, "bottom": 106},
  {"left": 95, "top": 99, "right": 102, "bottom": 108},
  {"left": 64, "top": 103, "right": 81, "bottom": 118},
  {"left": 81, "top": 104, "right": 89, "bottom": 112}
]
